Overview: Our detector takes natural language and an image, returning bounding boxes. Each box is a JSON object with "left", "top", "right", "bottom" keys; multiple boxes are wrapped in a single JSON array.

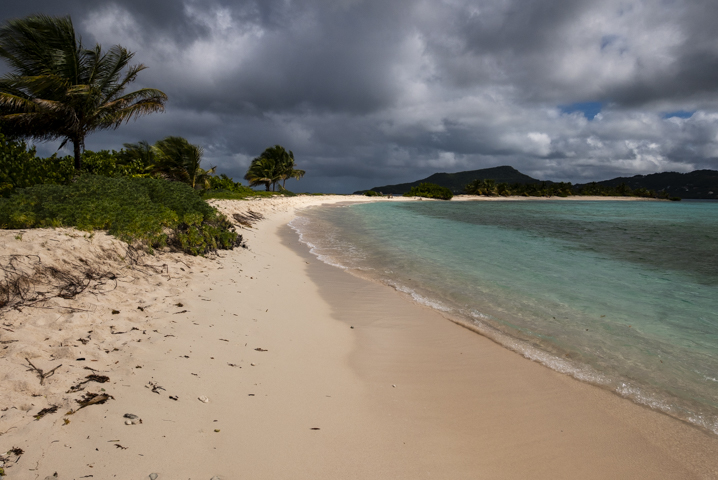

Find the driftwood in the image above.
[
  {"left": 232, "top": 210, "right": 265, "bottom": 229},
  {"left": 0, "top": 255, "right": 118, "bottom": 312},
  {"left": 25, "top": 358, "right": 62, "bottom": 386}
]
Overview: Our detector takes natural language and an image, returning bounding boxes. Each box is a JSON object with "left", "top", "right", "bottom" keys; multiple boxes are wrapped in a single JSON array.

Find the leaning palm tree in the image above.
[
  {"left": 118, "top": 140, "right": 156, "bottom": 168},
  {"left": 153, "top": 136, "right": 215, "bottom": 190},
  {"left": 0, "top": 15, "right": 167, "bottom": 170},
  {"left": 251, "top": 145, "right": 307, "bottom": 190},
  {"left": 244, "top": 156, "right": 283, "bottom": 191},
  {"left": 285, "top": 167, "right": 306, "bottom": 186}
]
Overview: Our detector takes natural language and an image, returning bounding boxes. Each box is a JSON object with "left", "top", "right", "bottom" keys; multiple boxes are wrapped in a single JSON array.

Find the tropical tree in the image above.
[
  {"left": 153, "top": 136, "right": 215, "bottom": 190},
  {"left": 244, "top": 156, "right": 283, "bottom": 191},
  {"left": 0, "top": 15, "right": 167, "bottom": 170},
  {"left": 119, "top": 140, "right": 156, "bottom": 168},
  {"left": 244, "top": 144, "right": 305, "bottom": 191}
]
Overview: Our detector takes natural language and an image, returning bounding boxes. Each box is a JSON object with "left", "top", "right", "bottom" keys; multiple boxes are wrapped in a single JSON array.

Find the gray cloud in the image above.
[{"left": 2, "top": 0, "right": 718, "bottom": 193}]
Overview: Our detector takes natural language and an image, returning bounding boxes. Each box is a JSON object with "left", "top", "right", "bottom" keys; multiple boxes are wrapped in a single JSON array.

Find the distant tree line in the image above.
[
  {"left": 404, "top": 182, "right": 453, "bottom": 200},
  {"left": 464, "top": 178, "right": 680, "bottom": 200}
]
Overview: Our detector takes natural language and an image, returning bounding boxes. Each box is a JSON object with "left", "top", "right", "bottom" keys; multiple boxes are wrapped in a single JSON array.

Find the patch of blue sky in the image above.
[
  {"left": 560, "top": 101, "right": 602, "bottom": 120},
  {"left": 663, "top": 110, "right": 695, "bottom": 119}
]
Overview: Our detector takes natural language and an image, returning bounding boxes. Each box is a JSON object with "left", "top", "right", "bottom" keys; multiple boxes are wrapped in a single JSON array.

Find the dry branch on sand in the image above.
[
  {"left": 232, "top": 210, "right": 265, "bottom": 229},
  {"left": 0, "top": 254, "right": 118, "bottom": 311},
  {"left": 24, "top": 358, "right": 62, "bottom": 386}
]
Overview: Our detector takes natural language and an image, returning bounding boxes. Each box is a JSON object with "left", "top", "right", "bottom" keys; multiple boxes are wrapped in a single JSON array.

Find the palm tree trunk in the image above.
[{"left": 73, "top": 138, "right": 82, "bottom": 170}]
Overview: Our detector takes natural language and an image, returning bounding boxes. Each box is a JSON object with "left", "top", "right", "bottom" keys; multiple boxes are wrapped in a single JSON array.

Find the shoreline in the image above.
[
  {"left": 282, "top": 214, "right": 718, "bottom": 478},
  {"left": 1, "top": 195, "right": 717, "bottom": 478},
  {"left": 450, "top": 194, "right": 667, "bottom": 201}
]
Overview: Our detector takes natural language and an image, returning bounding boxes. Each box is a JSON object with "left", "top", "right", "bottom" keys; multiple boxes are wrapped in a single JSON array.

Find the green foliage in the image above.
[
  {"left": 464, "top": 178, "right": 662, "bottom": 199},
  {"left": 0, "top": 15, "right": 167, "bottom": 169},
  {"left": 118, "top": 140, "right": 156, "bottom": 167},
  {"left": 202, "top": 173, "right": 268, "bottom": 199},
  {"left": 81, "top": 149, "right": 152, "bottom": 177},
  {"left": 244, "top": 145, "right": 305, "bottom": 191},
  {"left": 0, "top": 132, "right": 74, "bottom": 196},
  {"left": 208, "top": 173, "right": 244, "bottom": 191},
  {"left": 153, "top": 136, "right": 215, "bottom": 190},
  {"left": 0, "top": 133, "right": 158, "bottom": 197},
  {"left": 404, "top": 183, "right": 453, "bottom": 200},
  {"left": 0, "top": 175, "right": 242, "bottom": 255},
  {"left": 364, "top": 190, "right": 381, "bottom": 196}
]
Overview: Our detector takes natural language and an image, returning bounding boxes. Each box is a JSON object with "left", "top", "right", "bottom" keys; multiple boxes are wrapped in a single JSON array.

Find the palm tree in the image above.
[
  {"left": 153, "top": 136, "right": 215, "bottom": 190},
  {"left": 118, "top": 140, "right": 156, "bottom": 168},
  {"left": 284, "top": 167, "right": 305, "bottom": 188},
  {"left": 244, "top": 145, "right": 305, "bottom": 191},
  {"left": 244, "top": 156, "right": 283, "bottom": 191},
  {"left": 0, "top": 15, "right": 167, "bottom": 170}
]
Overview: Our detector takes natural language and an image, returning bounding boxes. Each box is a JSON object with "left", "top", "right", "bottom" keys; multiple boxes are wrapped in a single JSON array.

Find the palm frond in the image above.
[{"left": 0, "top": 14, "right": 166, "bottom": 169}]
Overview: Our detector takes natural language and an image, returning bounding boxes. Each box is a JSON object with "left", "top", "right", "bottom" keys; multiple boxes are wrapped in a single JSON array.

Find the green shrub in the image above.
[
  {"left": 0, "top": 133, "right": 75, "bottom": 196},
  {"left": 208, "top": 173, "right": 243, "bottom": 191},
  {"left": 0, "top": 133, "right": 156, "bottom": 197},
  {"left": 203, "top": 189, "right": 278, "bottom": 200},
  {"left": 81, "top": 150, "right": 151, "bottom": 177},
  {"left": 0, "top": 175, "right": 242, "bottom": 255},
  {"left": 364, "top": 190, "right": 381, "bottom": 196},
  {"left": 403, "top": 183, "right": 453, "bottom": 200}
]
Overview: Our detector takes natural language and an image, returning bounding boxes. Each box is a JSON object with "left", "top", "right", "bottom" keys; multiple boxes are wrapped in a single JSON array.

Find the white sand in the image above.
[{"left": 1, "top": 194, "right": 715, "bottom": 479}]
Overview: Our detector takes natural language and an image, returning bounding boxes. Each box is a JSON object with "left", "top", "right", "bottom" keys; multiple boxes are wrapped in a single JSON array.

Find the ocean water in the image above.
[{"left": 290, "top": 200, "right": 718, "bottom": 434}]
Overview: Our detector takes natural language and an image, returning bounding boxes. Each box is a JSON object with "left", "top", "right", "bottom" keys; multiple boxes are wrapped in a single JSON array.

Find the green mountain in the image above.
[
  {"left": 357, "top": 166, "right": 718, "bottom": 199},
  {"left": 357, "top": 166, "right": 541, "bottom": 194},
  {"left": 581, "top": 170, "right": 718, "bottom": 199}
]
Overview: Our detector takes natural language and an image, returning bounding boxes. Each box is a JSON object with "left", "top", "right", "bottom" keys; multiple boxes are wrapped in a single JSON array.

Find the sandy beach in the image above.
[{"left": 1, "top": 195, "right": 717, "bottom": 479}]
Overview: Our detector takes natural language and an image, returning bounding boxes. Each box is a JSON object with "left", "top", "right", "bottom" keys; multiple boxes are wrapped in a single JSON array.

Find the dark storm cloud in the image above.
[{"left": 2, "top": 0, "right": 718, "bottom": 192}]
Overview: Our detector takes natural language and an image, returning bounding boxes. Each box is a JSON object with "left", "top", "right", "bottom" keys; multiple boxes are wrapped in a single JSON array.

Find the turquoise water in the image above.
[{"left": 291, "top": 200, "right": 718, "bottom": 434}]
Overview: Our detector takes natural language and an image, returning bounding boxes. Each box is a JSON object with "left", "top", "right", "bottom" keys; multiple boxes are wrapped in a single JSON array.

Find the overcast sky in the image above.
[{"left": 2, "top": 0, "right": 717, "bottom": 192}]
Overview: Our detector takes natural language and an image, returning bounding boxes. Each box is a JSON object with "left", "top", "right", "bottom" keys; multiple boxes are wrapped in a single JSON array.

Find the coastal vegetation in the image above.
[
  {"left": 404, "top": 182, "right": 453, "bottom": 200},
  {"left": 244, "top": 145, "right": 305, "bottom": 192},
  {"left": 0, "top": 15, "right": 167, "bottom": 170},
  {"left": 0, "top": 14, "right": 304, "bottom": 255},
  {"left": 0, "top": 175, "right": 242, "bottom": 255},
  {"left": 464, "top": 178, "right": 680, "bottom": 200}
]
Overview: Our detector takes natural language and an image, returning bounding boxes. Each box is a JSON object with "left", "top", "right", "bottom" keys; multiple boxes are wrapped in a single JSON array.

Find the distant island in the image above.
[{"left": 356, "top": 166, "right": 718, "bottom": 200}]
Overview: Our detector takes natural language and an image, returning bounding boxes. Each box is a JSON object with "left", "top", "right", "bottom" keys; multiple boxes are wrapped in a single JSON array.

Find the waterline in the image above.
[{"left": 290, "top": 200, "right": 718, "bottom": 434}]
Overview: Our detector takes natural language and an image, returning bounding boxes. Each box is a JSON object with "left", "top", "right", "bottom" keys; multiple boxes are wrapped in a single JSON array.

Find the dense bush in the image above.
[
  {"left": 80, "top": 150, "right": 152, "bottom": 178},
  {"left": 404, "top": 183, "right": 453, "bottom": 200},
  {"left": 0, "top": 133, "right": 74, "bottom": 196},
  {"left": 0, "top": 175, "right": 243, "bottom": 255},
  {"left": 364, "top": 190, "right": 381, "bottom": 196},
  {"left": 203, "top": 175, "right": 299, "bottom": 199},
  {"left": 0, "top": 134, "right": 155, "bottom": 197}
]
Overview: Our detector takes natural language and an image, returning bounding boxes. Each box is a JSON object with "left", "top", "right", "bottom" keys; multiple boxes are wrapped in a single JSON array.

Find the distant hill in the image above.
[
  {"left": 356, "top": 166, "right": 541, "bottom": 194},
  {"left": 356, "top": 166, "right": 718, "bottom": 199},
  {"left": 579, "top": 170, "right": 718, "bottom": 200}
]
